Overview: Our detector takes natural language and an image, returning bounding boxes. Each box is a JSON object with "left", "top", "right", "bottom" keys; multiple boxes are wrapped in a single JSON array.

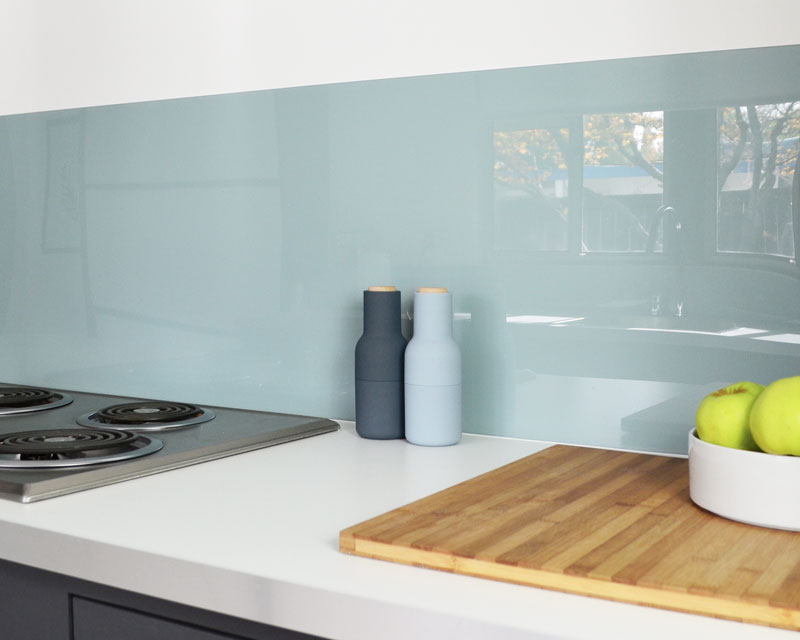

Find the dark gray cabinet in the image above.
[{"left": 0, "top": 558, "right": 324, "bottom": 640}]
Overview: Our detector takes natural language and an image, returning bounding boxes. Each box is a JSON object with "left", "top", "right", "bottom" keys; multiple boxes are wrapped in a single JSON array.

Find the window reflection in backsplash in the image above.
[
  {"left": 493, "top": 123, "right": 571, "bottom": 251},
  {"left": 0, "top": 46, "right": 798, "bottom": 454},
  {"left": 493, "top": 112, "right": 668, "bottom": 253},
  {"left": 717, "top": 102, "right": 798, "bottom": 258}
]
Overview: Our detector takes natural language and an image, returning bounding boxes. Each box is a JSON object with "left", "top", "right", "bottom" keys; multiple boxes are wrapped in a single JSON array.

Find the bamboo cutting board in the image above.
[{"left": 340, "top": 444, "right": 800, "bottom": 630}]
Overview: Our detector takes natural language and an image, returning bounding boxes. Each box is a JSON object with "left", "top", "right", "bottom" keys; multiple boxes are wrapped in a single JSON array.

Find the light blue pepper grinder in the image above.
[{"left": 404, "top": 287, "right": 461, "bottom": 446}]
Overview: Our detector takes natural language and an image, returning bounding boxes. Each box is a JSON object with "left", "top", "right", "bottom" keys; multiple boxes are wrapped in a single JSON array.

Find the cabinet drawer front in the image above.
[{"left": 72, "top": 597, "right": 243, "bottom": 640}]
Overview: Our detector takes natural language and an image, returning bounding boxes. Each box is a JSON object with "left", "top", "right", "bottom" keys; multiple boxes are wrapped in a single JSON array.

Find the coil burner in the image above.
[
  {"left": 77, "top": 401, "right": 215, "bottom": 432},
  {"left": 0, "top": 428, "right": 163, "bottom": 468},
  {"left": 0, "top": 387, "right": 73, "bottom": 416}
]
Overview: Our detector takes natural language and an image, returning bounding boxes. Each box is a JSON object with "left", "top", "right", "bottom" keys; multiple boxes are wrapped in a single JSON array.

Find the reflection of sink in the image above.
[{"left": 579, "top": 314, "right": 737, "bottom": 334}]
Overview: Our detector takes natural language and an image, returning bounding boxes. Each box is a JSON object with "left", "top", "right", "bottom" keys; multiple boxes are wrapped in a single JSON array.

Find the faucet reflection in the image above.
[
  {"left": 646, "top": 205, "right": 681, "bottom": 254},
  {"left": 646, "top": 204, "right": 687, "bottom": 317}
]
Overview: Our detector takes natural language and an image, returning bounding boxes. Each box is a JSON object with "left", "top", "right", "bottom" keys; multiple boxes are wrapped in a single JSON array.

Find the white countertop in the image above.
[{"left": 0, "top": 422, "right": 793, "bottom": 640}]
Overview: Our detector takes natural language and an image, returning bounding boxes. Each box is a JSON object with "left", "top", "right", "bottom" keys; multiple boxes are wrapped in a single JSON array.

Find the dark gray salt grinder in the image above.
[{"left": 355, "top": 288, "right": 407, "bottom": 439}]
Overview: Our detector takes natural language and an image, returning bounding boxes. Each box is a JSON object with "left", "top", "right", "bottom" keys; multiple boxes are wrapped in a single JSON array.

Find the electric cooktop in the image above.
[{"left": 0, "top": 384, "right": 339, "bottom": 502}]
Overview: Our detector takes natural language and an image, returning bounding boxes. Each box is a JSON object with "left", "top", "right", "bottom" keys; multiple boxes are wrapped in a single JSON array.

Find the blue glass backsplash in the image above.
[{"left": 1, "top": 46, "right": 799, "bottom": 454}]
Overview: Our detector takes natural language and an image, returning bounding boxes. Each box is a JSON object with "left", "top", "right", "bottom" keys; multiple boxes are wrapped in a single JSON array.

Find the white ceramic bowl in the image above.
[{"left": 688, "top": 429, "right": 800, "bottom": 531}]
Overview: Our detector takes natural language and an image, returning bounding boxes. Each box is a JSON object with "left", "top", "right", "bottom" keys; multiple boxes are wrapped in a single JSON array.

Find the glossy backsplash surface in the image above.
[{"left": 1, "top": 46, "right": 799, "bottom": 453}]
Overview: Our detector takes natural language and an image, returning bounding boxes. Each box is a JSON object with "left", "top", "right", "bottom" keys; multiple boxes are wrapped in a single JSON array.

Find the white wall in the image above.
[{"left": 2, "top": 0, "right": 799, "bottom": 116}]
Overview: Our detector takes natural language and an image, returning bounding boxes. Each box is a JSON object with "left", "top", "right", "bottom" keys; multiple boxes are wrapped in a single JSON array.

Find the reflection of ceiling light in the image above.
[
  {"left": 627, "top": 328, "right": 720, "bottom": 335},
  {"left": 505, "top": 315, "right": 582, "bottom": 324},
  {"left": 718, "top": 327, "right": 768, "bottom": 337},
  {"left": 754, "top": 333, "right": 800, "bottom": 344}
]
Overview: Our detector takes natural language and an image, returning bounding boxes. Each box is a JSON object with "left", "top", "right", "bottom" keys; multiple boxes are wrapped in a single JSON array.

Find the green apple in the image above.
[
  {"left": 750, "top": 376, "right": 800, "bottom": 455},
  {"left": 695, "top": 381, "right": 765, "bottom": 450}
]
